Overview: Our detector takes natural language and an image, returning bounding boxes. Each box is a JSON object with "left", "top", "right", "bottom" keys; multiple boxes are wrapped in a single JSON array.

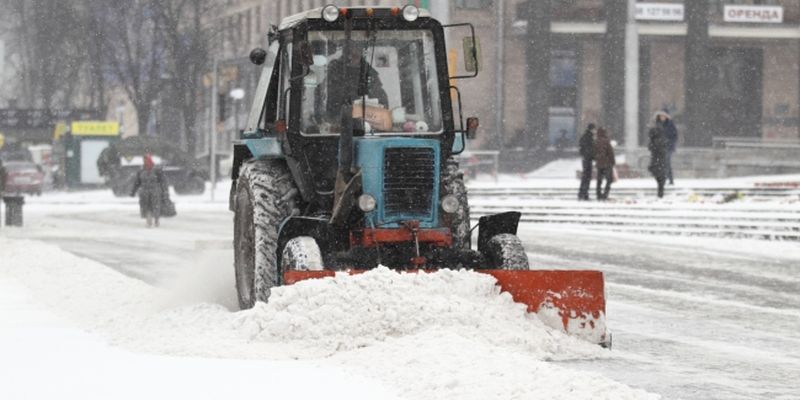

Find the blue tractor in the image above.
[{"left": 230, "top": 5, "right": 533, "bottom": 309}]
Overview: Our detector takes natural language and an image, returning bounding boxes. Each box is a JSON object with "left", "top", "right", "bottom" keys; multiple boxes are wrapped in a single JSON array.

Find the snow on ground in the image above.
[
  {"left": 0, "top": 237, "right": 658, "bottom": 400},
  {"left": 468, "top": 157, "right": 800, "bottom": 190}
]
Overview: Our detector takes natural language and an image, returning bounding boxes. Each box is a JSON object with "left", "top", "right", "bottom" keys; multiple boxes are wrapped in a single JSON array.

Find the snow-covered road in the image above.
[
  {"left": 520, "top": 226, "right": 800, "bottom": 399},
  {"left": 2, "top": 186, "right": 799, "bottom": 399}
]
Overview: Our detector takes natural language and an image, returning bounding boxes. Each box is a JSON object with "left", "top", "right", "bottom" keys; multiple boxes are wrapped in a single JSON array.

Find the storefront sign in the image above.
[
  {"left": 636, "top": 3, "right": 684, "bottom": 21},
  {"left": 70, "top": 121, "right": 120, "bottom": 136},
  {"left": 724, "top": 5, "right": 783, "bottom": 23}
]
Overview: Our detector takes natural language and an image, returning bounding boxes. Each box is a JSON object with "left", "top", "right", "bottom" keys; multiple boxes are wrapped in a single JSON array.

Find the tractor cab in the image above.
[{"left": 236, "top": 5, "right": 478, "bottom": 235}]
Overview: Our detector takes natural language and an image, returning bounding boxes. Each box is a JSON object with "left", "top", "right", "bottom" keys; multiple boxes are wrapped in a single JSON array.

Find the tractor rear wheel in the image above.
[
  {"left": 233, "top": 158, "right": 298, "bottom": 310},
  {"left": 443, "top": 158, "right": 471, "bottom": 250},
  {"left": 485, "top": 233, "right": 529, "bottom": 270}
]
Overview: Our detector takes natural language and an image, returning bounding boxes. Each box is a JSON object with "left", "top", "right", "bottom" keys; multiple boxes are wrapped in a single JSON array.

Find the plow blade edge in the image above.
[{"left": 284, "top": 269, "right": 609, "bottom": 346}]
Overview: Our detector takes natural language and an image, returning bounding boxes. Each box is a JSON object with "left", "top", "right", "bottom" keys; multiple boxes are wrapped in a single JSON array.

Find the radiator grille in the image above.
[{"left": 383, "top": 147, "right": 435, "bottom": 218}]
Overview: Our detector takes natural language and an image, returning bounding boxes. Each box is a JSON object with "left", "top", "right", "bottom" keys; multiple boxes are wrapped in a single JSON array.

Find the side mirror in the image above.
[
  {"left": 462, "top": 37, "right": 481, "bottom": 73},
  {"left": 249, "top": 48, "right": 267, "bottom": 65},
  {"left": 466, "top": 117, "right": 479, "bottom": 140}
]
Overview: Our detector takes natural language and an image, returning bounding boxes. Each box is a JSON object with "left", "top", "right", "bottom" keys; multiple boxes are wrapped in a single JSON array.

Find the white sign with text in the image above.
[
  {"left": 724, "top": 5, "right": 783, "bottom": 23},
  {"left": 635, "top": 3, "right": 685, "bottom": 21}
]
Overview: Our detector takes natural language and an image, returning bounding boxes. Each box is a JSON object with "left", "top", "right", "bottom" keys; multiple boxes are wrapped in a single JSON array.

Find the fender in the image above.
[{"left": 476, "top": 212, "right": 522, "bottom": 255}]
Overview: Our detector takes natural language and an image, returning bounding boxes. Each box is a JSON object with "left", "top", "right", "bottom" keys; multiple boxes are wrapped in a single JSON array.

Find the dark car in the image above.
[
  {"left": 97, "top": 136, "right": 207, "bottom": 197},
  {"left": 3, "top": 161, "right": 45, "bottom": 195}
]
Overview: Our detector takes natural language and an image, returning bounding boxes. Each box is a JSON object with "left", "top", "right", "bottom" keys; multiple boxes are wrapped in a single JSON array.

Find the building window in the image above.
[{"left": 454, "top": 0, "right": 493, "bottom": 10}]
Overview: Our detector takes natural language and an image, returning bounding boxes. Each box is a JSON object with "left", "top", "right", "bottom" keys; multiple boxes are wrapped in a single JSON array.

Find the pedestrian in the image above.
[
  {"left": 130, "top": 153, "right": 168, "bottom": 228},
  {"left": 578, "top": 123, "right": 596, "bottom": 200},
  {"left": 648, "top": 126, "right": 669, "bottom": 198},
  {"left": 555, "top": 129, "right": 569, "bottom": 157},
  {"left": 0, "top": 159, "right": 6, "bottom": 194},
  {"left": 655, "top": 110, "right": 678, "bottom": 185},
  {"left": 593, "top": 128, "right": 615, "bottom": 201}
]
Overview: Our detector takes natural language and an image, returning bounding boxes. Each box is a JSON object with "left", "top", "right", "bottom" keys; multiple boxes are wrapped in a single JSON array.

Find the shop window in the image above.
[
  {"left": 549, "top": 49, "right": 578, "bottom": 145},
  {"left": 454, "top": 0, "right": 493, "bottom": 10},
  {"left": 549, "top": 49, "right": 577, "bottom": 109},
  {"left": 552, "top": 0, "right": 604, "bottom": 22}
]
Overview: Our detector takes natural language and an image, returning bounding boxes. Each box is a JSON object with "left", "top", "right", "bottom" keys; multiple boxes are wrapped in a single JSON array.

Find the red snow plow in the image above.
[{"left": 284, "top": 269, "right": 609, "bottom": 347}]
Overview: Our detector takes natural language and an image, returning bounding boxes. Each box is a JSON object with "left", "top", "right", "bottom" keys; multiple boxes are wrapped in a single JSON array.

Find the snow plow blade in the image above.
[{"left": 284, "top": 269, "right": 609, "bottom": 346}]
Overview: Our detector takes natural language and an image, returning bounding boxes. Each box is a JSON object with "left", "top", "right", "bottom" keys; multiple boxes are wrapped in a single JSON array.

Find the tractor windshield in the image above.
[{"left": 301, "top": 29, "right": 442, "bottom": 135}]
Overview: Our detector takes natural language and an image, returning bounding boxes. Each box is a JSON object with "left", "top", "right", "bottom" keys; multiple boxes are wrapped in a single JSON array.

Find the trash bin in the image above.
[{"left": 3, "top": 195, "right": 24, "bottom": 227}]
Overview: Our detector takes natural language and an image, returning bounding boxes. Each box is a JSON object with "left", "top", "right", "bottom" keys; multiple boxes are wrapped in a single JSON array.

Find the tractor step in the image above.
[{"left": 283, "top": 269, "right": 608, "bottom": 346}]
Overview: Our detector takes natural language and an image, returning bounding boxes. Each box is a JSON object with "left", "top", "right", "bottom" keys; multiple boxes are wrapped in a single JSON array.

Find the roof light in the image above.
[
  {"left": 390, "top": 7, "right": 401, "bottom": 17},
  {"left": 322, "top": 5, "right": 339, "bottom": 22},
  {"left": 402, "top": 5, "right": 419, "bottom": 21},
  {"left": 366, "top": 8, "right": 374, "bottom": 17}
]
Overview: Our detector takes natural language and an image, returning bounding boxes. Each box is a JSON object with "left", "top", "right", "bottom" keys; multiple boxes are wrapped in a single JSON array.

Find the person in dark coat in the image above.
[
  {"left": 0, "top": 159, "right": 6, "bottom": 194},
  {"left": 322, "top": 50, "right": 388, "bottom": 123},
  {"left": 593, "top": 128, "right": 615, "bottom": 201},
  {"left": 648, "top": 126, "right": 669, "bottom": 198},
  {"left": 577, "top": 123, "right": 596, "bottom": 200},
  {"left": 655, "top": 111, "right": 678, "bottom": 185},
  {"left": 130, "top": 153, "right": 168, "bottom": 227}
]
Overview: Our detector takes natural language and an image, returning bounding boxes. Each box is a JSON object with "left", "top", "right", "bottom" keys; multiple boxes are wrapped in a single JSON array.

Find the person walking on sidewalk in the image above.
[
  {"left": 593, "top": 128, "right": 616, "bottom": 201},
  {"left": 130, "top": 153, "right": 168, "bottom": 228},
  {"left": 578, "top": 123, "right": 596, "bottom": 200},
  {"left": 655, "top": 110, "right": 678, "bottom": 185},
  {"left": 0, "top": 159, "right": 6, "bottom": 194},
  {"left": 648, "top": 126, "right": 669, "bottom": 198}
]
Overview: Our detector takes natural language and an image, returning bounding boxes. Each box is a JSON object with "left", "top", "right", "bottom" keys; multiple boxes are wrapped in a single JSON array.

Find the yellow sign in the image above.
[
  {"left": 53, "top": 122, "right": 68, "bottom": 141},
  {"left": 71, "top": 121, "right": 120, "bottom": 136},
  {"left": 0, "top": 132, "right": 5, "bottom": 149}
]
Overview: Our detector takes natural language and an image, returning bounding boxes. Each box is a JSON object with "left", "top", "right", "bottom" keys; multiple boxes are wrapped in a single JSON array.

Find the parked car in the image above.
[{"left": 3, "top": 161, "right": 45, "bottom": 195}]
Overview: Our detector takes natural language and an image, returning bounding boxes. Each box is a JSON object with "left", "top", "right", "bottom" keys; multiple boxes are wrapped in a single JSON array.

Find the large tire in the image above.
[
  {"left": 485, "top": 233, "right": 529, "bottom": 270},
  {"left": 233, "top": 158, "right": 298, "bottom": 310},
  {"left": 442, "top": 158, "right": 471, "bottom": 250},
  {"left": 281, "top": 236, "right": 324, "bottom": 271}
]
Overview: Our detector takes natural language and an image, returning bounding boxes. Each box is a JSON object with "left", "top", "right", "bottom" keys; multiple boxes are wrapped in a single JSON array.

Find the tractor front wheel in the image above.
[
  {"left": 485, "top": 233, "right": 529, "bottom": 270},
  {"left": 281, "top": 236, "right": 324, "bottom": 271}
]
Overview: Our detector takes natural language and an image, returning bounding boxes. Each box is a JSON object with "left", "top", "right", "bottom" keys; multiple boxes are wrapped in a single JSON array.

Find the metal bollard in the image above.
[{"left": 3, "top": 195, "right": 25, "bottom": 227}]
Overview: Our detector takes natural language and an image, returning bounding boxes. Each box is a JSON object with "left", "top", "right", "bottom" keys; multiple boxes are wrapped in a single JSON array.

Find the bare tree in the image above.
[
  {"left": 154, "top": 0, "right": 217, "bottom": 154},
  {"left": 89, "top": 0, "right": 166, "bottom": 137},
  {"left": 5, "top": 0, "right": 89, "bottom": 110}
]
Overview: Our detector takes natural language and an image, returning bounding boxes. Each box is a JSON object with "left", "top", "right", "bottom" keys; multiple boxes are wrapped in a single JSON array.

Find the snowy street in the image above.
[{"left": 1, "top": 181, "right": 799, "bottom": 399}]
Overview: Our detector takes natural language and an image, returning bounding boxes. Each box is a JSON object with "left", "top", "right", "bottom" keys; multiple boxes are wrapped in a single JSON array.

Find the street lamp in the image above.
[{"left": 229, "top": 88, "right": 245, "bottom": 134}]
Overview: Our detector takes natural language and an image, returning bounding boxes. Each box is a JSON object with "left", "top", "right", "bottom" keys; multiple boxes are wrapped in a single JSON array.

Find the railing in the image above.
[{"left": 712, "top": 136, "right": 800, "bottom": 149}]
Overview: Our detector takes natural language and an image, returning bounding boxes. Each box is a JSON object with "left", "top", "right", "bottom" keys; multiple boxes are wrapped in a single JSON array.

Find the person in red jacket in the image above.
[
  {"left": 593, "top": 128, "right": 616, "bottom": 201},
  {"left": 130, "top": 154, "right": 168, "bottom": 227}
]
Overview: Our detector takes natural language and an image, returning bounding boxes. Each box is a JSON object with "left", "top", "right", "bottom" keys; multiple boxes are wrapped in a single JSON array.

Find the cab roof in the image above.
[{"left": 278, "top": 6, "right": 433, "bottom": 30}]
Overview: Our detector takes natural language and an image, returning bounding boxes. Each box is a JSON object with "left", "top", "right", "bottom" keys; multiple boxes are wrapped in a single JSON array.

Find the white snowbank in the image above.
[
  {"left": 0, "top": 237, "right": 658, "bottom": 400},
  {"left": 236, "top": 267, "right": 599, "bottom": 359}
]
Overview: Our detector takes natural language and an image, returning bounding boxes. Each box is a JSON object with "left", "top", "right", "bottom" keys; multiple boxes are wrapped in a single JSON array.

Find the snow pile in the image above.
[
  {"left": 235, "top": 267, "right": 600, "bottom": 360},
  {"left": 0, "top": 238, "right": 659, "bottom": 400}
]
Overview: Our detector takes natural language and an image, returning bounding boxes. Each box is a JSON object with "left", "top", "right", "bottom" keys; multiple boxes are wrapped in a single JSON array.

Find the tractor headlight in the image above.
[
  {"left": 402, "top": 5, "right": 419, "bottom": 22},
  {"left": 358, "top": 194, "right": 377, "bottom": 212},
  {"left": 441, "top": 195, "right": 460, "bottom": 214},
  {"left": 322, "top": 5, "right": 339, "bottom": 22}
]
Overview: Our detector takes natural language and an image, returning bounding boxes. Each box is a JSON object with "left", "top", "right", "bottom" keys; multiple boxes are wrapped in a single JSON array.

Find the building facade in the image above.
[
  {"left": 448, "top": 0, "right": 800, "bottom": 154},
  {"left": 199, "top": 0, "right": 800, "bottom": 163}
]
